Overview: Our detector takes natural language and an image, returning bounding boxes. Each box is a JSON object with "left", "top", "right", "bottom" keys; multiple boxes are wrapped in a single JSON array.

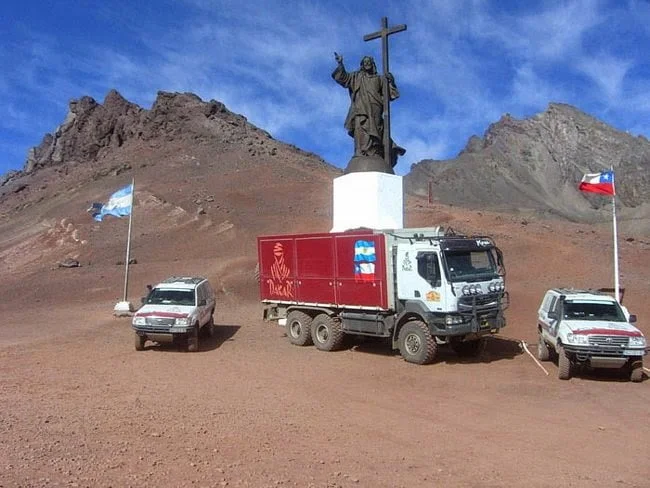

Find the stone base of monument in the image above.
[
  {"left": 331, "top": 172, "right": 403, "bottom": 232},
  {"left": 113, "top": 300, "right": 134, "bottom": 317}
]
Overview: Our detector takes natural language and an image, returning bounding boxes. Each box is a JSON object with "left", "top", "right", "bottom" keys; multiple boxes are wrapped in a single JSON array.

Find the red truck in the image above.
[{"left": 258, "top": 227, "right": 508, "bottom": 364}]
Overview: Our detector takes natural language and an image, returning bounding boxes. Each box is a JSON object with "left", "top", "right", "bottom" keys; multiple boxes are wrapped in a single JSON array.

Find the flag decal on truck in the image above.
[{"left": 354, "top": 240, "right": 376, "bottom": 282}]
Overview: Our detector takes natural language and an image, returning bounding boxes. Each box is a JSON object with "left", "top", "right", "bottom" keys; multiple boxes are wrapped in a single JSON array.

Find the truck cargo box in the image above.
[{"left": 258, "top": 230, "right": 389, "bottom": 310}]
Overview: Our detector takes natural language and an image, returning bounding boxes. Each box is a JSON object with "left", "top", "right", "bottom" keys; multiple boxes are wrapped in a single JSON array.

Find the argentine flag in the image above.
[
  {"left": 354, "top": 240, "right": 376, "bottom": 281},
  {"left": 90, "top": 184, "right": 133, "bottom": 222}
]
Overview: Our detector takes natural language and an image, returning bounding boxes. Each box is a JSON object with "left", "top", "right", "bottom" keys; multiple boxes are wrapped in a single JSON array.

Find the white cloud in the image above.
[{"left": 577, "top": 54, "right": 632, "bottom": 102}]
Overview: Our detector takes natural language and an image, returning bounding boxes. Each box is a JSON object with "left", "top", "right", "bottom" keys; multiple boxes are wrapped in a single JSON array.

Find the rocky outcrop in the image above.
[
  {"left": 405, "top": 103, "right": 650, "bottom": 221},
  {"left": 22, "top": 90, "right": 278, "bottom": 173}
]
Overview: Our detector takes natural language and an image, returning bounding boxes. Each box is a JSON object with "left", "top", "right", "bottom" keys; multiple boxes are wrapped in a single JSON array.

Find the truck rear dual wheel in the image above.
[
  {"left": 398, "top": 320, "right": 437, "bottom": 365},
  {"left": 311, "top": 314, "right": 344, "bottom": 351},
  {"left": 557, "top": 345, "right": 571, "bottom": 380},
  {"left": 286, "top": 311, "right": 313, "bottom": 346}
]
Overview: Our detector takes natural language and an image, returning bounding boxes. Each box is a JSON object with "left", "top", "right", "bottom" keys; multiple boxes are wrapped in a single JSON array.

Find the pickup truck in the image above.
[{"left": 537, "top": 288, "right": 646, "bottom": 381}]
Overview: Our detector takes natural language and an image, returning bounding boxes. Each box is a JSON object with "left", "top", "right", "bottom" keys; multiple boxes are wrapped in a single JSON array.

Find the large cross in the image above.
[{"left": 364, "top": 17, "right": 407, "bottom": 171}]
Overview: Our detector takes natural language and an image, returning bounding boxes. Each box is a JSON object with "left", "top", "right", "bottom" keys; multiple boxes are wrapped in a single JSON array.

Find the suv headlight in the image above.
[
  {"left": 566, "top": 333, "right": 589, "bottom": 345},
  {"left": 174, "top": 317, "right": 190, "bottom": 326},
  {"left": 133, "top": 317, "right": 146, "bottom": 326},
  {"left": 629, "top": 336, "right": 647, "bottom": 347}
]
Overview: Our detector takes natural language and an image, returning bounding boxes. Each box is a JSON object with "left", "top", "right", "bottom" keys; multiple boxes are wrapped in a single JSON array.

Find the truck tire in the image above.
[
  {"left": 311, "top": 314, "right": 344, "bottom": 351},
  {"left": 286, "top": 311, "right": 313, "bottom": 346},
  {"left": 630, "top": 360, "right": 644, "bottom": 383},
  {"left": 187, "top": 325, "right": 199, "bottom": 352},
  {"left": 537, "top": 333, "right": 550, "bottom": 361},
  {"left": 398, "top": 320, "right": 437, "bottom": 365},
  {"left": 135, "top": 333, "right": 146, "bottom": 351},
  {"left": 451, "top": 338, "right": 483, "bottom": 357},
  {"left": 557, "top": 345, "right": 571, "bottom": 380}
]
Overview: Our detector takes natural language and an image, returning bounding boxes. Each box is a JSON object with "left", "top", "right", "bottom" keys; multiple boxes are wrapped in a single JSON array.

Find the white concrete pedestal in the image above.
[{"left": 331, "top": 172, "right": 403, "bottom": 232}]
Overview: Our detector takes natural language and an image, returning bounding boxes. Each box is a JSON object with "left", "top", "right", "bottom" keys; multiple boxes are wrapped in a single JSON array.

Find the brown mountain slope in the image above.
[{"left": 405, "top": 103, "right": 650, "bottom": 232}]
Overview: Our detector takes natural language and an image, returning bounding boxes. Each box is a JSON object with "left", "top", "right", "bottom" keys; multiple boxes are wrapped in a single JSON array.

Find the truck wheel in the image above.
[
  {"left": 630, "top": 360, "right": 644, "bottom": 383},
  {"left": 398, "top": 321, "right": 437, "bottom": 365},
  {"left": 311, "top": 314, "right": 344, "bottom": 351},
  {"left": 557, "top": 345, "right": 571, "bottom": 380},
  {"left": 537, "top": 333, "right": 550, "bottom": 361},
  {"left": 286, "top": 311, "right": 313, "bottom": 346},
  {"left": 135, "top": 333, "right": 146, "bottom": 351},
  {"left": 451, "top": 338, "right": 483, "bottom": 357},
  {"left": 187, "top": 326, "right": 199, "bottom": 352}
]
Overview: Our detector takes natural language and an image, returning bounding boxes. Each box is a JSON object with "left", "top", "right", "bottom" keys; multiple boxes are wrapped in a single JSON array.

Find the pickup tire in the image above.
[
  {"left": 187, "top": 325, "right": 199, "bottom": 352},
  {"left": 537, "top": 333, "right": 550, "bottom": 361},
  {"left": 398, "top": 320, "right": 437, "bottom": 365},
  {"left": 286, "top": 310, "right": 313, "bottom": 346},
  {"left": 451, "top": 338, "right": 483, "bottom": 357},
  {"left": 135, "top": 333, "right": 146, "bottom": 351},
  {"left": 630, "top": 360, "right": 644, "bottom": 383},
  {"left": 557, "top": 345, "right": 571, "bottom": 380},
  {"left": 311, "top": 314, "right": 344, "bottom": 351}
]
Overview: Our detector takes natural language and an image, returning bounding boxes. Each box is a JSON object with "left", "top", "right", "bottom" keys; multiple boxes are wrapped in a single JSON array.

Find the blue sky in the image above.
[{"left": 2, "top": 0, "right": 650, "bottom": 176}]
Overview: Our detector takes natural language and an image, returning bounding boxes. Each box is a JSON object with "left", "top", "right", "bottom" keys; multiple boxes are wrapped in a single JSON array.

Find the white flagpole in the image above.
[
  {"left": 122, "top": 178, "right": 135, "bottom": 302},
  {"left": 611, "top": 168, "right": 620, "bottom": 302}
]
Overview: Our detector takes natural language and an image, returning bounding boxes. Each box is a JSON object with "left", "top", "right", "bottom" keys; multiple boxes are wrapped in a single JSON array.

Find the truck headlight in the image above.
[
  {"left": 175, "top": 317, "right": 190, "bottom": 326},
  {"left": 445, "top": 315, "right": 463, "bottom": 325},
  {"left": 133, "top": 317, "right": 146, "bottom": 326},
  {"left": 629, "top": 336, "right": 647, "bottom": 347},
  {"left": 566, "top": 333, "right": 589, "bottom": 345}
]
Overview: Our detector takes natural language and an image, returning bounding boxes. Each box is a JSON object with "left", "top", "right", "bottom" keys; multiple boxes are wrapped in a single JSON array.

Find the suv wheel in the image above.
[
  {"left": 558, "top": 345, "right": 572, "bottom": 380},
  {"left": 202, "top": 314, "right": 215, "bottom": 338},
  {"left": 187, "top": 325, "right": 199, "bottom": 352},
  {"left": 537, "top": 332, "right": 550, "bottom": 361},
  {"left": 630, "top": 360, "right": 644, "bottom": 383},
  {"left": 135, "top": 333, "right": 146, "bottom": 351}
]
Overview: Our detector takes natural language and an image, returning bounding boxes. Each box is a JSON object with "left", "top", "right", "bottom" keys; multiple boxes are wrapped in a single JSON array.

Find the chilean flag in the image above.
[{"left": 578, "top": 171, "right": 615, "bottom": 196}]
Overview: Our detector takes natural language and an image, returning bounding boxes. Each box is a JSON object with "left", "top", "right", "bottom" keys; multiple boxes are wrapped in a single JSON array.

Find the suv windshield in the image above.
[
  {"left": 444, "top": 250, "right": 498, "bottom": 283},
  {"left": 563, "top": 301, "right": 626, "bottom": 322},
  {"left": 146, "top": 289, "right": 195, "bottom": 306}
]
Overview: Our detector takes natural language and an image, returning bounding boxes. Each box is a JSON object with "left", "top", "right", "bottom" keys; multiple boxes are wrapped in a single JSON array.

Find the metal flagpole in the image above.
[
  {"left": 122, "top": 178, "right": 135, "bottom": 302},
  {"left": 611, "top": 168, "right": 620, "bottom": 302}
]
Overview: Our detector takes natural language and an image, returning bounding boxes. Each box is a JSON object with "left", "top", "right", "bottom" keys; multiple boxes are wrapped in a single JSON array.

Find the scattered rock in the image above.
[{"left": 57, "top": 258, "right": 81, "bottom": 268}]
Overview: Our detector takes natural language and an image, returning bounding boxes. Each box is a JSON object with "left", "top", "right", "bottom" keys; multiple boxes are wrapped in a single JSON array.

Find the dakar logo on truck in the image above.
[{"left": 268, "top": 242, "right": 295, "bottom": 299}]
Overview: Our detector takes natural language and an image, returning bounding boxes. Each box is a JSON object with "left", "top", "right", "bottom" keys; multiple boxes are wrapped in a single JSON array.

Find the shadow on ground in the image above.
[
  {"left": 142, "top": 324, "right": 241, "bottom": 353},
  {"left": 346, "top": 335, "right": 524, "bottom": 364}
]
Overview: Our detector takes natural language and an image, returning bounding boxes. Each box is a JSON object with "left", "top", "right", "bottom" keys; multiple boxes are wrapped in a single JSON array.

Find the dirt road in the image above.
[{"left": 1, "top": 290, "right": 649, "bottom": 488}]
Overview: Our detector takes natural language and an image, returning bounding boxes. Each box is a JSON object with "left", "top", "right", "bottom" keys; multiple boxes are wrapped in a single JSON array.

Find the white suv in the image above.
[
  {"left": 132, "top": 277, "right": 216, "bottom": 352},
  {"left": 537, "top": 288, "right": 646, "bottom": 381}
]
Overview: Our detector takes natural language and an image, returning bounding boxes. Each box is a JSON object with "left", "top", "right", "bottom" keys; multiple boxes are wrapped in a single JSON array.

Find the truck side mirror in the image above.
[
  {"left": 198, "top": 299, "right": 207, "bottom": 306},
  {"left": 547, "top": 310, "right": 558, "bottom": 320},
  {"left": 629, "top": 314, "right": 637, "bottom": 323}
]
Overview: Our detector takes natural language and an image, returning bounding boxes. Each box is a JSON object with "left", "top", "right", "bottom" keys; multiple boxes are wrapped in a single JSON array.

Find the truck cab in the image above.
[
  {"left": 391, "top": 229, "right": 508, "bottom": 356},
  {"left": 537, "top": 288, "right": 646, "bottom": 381}
]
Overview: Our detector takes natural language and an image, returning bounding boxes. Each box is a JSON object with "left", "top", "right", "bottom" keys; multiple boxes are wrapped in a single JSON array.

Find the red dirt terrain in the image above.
[
  {"left": 1, "top": 161, "right": 649, "bottom": 487},
  {"left": 0, "top": 90, "right": 649, "bottom": 486}
]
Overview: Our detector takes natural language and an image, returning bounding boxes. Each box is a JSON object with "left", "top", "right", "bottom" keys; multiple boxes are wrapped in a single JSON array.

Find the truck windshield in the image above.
[
  {"left": 146, "top": 289, "right": 195, "bottom": 306},
  {"left": 444, "top": 250, "right": 498, "bottom": 283},
  {"left": 563, "top": 301, "right": 626, "bottom": 322}
]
